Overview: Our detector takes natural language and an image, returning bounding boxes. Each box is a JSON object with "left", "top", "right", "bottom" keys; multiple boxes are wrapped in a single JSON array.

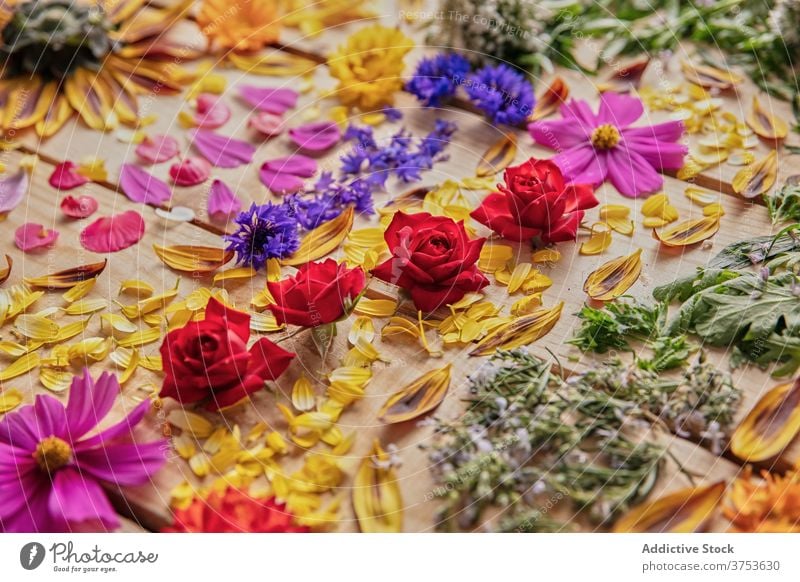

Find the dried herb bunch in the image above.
[{"left": 425, "top": 350, "right": 663, "bottom": 532}]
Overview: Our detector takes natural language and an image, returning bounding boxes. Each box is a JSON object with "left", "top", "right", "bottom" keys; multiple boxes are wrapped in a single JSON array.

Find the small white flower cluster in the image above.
[{"left": 769, "top": 0, "right": 800, "bottom": 47}]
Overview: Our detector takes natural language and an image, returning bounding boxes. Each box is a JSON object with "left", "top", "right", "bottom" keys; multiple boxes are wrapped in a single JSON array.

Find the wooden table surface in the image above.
[{"left": 2, "top": 0, "right": 799, "bottom": 532}]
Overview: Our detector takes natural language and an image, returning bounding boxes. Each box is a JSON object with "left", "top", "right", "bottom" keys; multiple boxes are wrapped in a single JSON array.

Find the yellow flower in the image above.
[
  {"left": 282, "top": 0, "right": 374, "bottom": 37},
  {"left": 197, "top": 0, "right": 281, "bottom": 53},
  {"left": 724, "top": 468, "right": 800, "bottom": 532},
  {"left": 328, "top": 24, "right": 413, "bottom": 111},
  {"left": 0, "top": 0, "right": 195, "bottom": 137}
]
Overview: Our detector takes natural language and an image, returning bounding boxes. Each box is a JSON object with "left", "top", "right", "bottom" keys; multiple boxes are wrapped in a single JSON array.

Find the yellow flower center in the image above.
[
  {"left": 33, "top": 436, "right": 72, "bottom": 473},
  {"left": 591, "top": 124, "right": 621, "bottom": 150}
]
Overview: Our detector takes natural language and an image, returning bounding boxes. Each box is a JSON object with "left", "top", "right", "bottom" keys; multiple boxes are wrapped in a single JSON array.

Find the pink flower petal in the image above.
[
  {"left": 208, "top": 178, "right": 242, "bottom": 216},
  {"left": 119, "top": 164, "right": 172, "bottom": 204},
  {"left": 0, "top": 169, "right": 28, "bottom": 215},
  {"left": 48, "top": 161, "right": 89, "bottom": 191},
  {"left": 288, "top": 121, "right": 341, "bottom": 153},
  {"left": 15, "top": 223, "right": 59, "bottom": 252},
  {"left": 80, "top": 211, "right": 145, "bottom": 253},
  {"left": 248, "top": 111, "right": 285, "bottom": 137},
  {"left": 259, "top": 167, "right": 305, "bottom": 195},
  {"left": 189, "top": 129, "right": 256, "bottom": 169},
  {"left": 263, "top": 155, "right": 318, "bottom": 177},
  {"left": 192, "top": 93, "right": 231, "bottom": 129},
  {"left": 238, "top": 85, "right": 298, "bottom": 115},
  {"left": 169, "top": 156, "right": 211, "bottom": 186},
  {"left": 60, "top": 195, "right": 99, "bottom": 219},
  {"left": 135, "top": 134, "right": 179, "bottom": 164}
]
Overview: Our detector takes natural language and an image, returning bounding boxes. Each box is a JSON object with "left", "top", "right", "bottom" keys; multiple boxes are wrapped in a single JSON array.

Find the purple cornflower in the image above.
[
  {"left": 406, "top": 53, "right": 471, "bottom": 107},
  {"left": 465, "top": 64, "right": 535, "bottom": 126},
  {"left": 0, "top": 370, "right": 165, "bottom": 532},
  {"left": 224, "top": 202, "right": 299, "bottom": 269}
]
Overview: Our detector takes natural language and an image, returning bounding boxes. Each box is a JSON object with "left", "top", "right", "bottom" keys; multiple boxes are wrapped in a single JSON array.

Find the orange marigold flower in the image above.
[
  {"left": 328, "top": 24, "right": 413, "bottom": 111},
  {"left": 723, "top": 468, "right": 800, "bottom": 532},
  {"left": 197, "top": 0, "right": 282, "bottom": 53},
  {"left": 164, "top": 488, "right": 309, "bottom": 533}
]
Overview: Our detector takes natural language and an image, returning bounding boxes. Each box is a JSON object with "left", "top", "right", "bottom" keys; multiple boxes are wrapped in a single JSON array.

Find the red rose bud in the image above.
[
  {"left": 371, "top": 212, "right": 489, "bottom": 312},
  {"left": 470, "top": 158, "right": 598, "bottom": 244},
  {"left": 159, "top": 297, "right": 294, "bottom": 410},
  {"left": 267, "top": 259, "right": 366, "bottom": 327}
]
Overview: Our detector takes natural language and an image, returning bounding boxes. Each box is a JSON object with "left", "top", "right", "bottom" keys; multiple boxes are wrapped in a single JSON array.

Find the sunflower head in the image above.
[{"left": 1, "top": 1, "right": 114, "bottom": 80}]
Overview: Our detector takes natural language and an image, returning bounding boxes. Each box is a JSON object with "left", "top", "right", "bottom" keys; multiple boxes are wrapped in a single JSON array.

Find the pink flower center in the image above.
[
  {"left": 591, "top": 124, "right": 621, "bottom": 150},
  {"left": 33, "top": 436, "right": 72, "bottom": 473}
]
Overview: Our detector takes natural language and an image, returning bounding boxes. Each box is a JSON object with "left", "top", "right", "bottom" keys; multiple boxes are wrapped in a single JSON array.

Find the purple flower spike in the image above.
[
  {"left": 288, "top": 121, "right": 342, "bottom": 153},
  {"left": 238, "top": 85, "right": 299, "bottom": 115},
  {"left": 189, "top": 129, "right": 256, "bottom": 169}
]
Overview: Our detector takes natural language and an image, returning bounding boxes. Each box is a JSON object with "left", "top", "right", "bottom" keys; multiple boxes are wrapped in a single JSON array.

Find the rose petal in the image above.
[
  {"left": 259, "top": 167, "right": 305, "bottom": 195},
  {"left": 169, "top": 157, "right": 211, "bottom": 186},
  {"left": 288, "top": 121, "right": 341, "bottom": 153},
  {"left": 208, "top": 179, "right": 242, "bottom": 216},
  {"left": 49, "top": 161, "right": 89, "bottom": 191},
  {"left": 0, "top": 169, "right": 28, "bottom": 214},
  {"left": 60, "top": 195, "right": 99, "bottom": 219},
  {"left": 189, "top": 129, "right": 256, "bottom": 169},
  {"left": 80, "top": 211, "right": 145, "bottom": 253},
  {"left": 262, "top": 155, "right": 318, "bottom": 177},
  {"left": 238, "top": 85, "right": 298, "bottom": 114},
  {"left": 15, "top": 223, "right": 59, "bottom": 252},
  {"left": 248, "top": 111, "right": 284, "bottom": 137},
  {"left": 192, "top": 93, "right": 231, "bottom": 129},
  {"left": 119, "top": 164, "right": 173, "bottom": 204},
  {"left": 135, "top": 134, "right": 179, "bottom": 164}
]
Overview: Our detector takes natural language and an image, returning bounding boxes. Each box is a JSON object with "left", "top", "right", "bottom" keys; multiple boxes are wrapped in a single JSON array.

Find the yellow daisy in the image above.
[
  {"left": 0, "top": 0, "right": 197, "bottom": 137},
  {"left": 328, "top": 24, "right": 413, "bottom": 111},
  {"left": 197, "top": 0, "right": 282, "bottom": 53}
]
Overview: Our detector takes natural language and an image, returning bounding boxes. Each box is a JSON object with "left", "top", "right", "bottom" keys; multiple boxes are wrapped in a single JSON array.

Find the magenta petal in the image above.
[
  {"left": 49, "top": 467, "right": 118, "bottom": 529},
  {"left": 238, "top": 85, "right": 298, "bottom": 114},
  {"left": 15, "top": 223, "right": 59, "bottom": 252},
  {"left": 597, "top": 92, "right": 644, "bottom": 128},
  {"left": 60, "top": 195, "right": 98, "bottom": 219},
  {"left": 606, "top": 149, "right": 664, "bottom": 198},
  {"left": 0, "top": 169, "right": 28, "bottom": 214},
  {"left": 248, "top": 111, "right": 284, "bottom": 137},
  {"left": 80, "top": 211, "right": 145, "bottom": 253},
  {"left": 207, "top": 178, "right": 242, "bottom": 216},
  {"left": 190, "top": 129, "right": 256, "bottom": 169},
  {"left": 169, "top": 156, "right": 211, "bottom": 186},
  {"left": 193, "top": 93, "right": 231, "bottom": 129},
  {"left": 119, "top": 164, "right": 172, "bottom": 204},
  {"left": 65, "top": 369, "right": 119, "bottom": 440},
  {"left": 288, "top": 121, "right": 341, "bottom": 153},
  {"left": 76, "top": 441, "right": 166, "bottom": 486},
  {"left": 48, "top": 161, "right": 89, "bottom": 191},
  {"left": 263, "top": 155, "right": 318, "bottom": 177},
  {"left": 135, "top": 134, "right": 179, "bottom": 164},
  {"left": 259, "top": 167, "right": 305, "bottom": 195}
]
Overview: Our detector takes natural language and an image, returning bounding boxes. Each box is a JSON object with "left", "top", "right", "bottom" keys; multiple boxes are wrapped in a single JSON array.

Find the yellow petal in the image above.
[
  {"left": 283, "top": 207, "right": 354, "bottom": 266},
  {"left": 101, "top": 313, "right": 139, "bottom": 335},
  {"left": 0, "top": 388, "right": 23, "bottom": 413},
  {"left": 39, "top": 368, "right": 72, "bottom": 393},
  {"left": 0, "top": 352, "right": 40, "bottom": 381},
  {"left": 378, "top": 365, "right": 451, "bottom": 424},
  {"left": 580, "top": 224, "right": 613, "bottom": 256},
  {"left": 119, "top": 279, "right": 154, "bottom": 297},
  {"left": 153, "top": 245, "right": 234, "bottom": 273},
  {"left": 746, "top": 96, "right": 788, "bottom": 140},
  {"left": 62, "top": 279, "right": 96, "bottom": 303},
  {"left": 0, "top": 254, "right": 13, "bottom": 286},
  {"left": 531, "top": 76, "right": 569, "bottom": 120},
  {"left": 507, "top": 263, "right": 532, "bottom": 294},
  {"left": 212, "top": 267, "right": 257, "bottom": 284},
  {"left": 292, "top": 375, "right": 316, "bottom": 412},
  {"left": 476, "top": 133, "right": 517, "bottom": 177},
  {"left": 654, "top": 215, "right": 720, "bottom": 247},
  {"left": 64, "top": 298, "right": 107, "bottom": 316},
  {"left": 732, "top": 150, "right": 778, "bottom": 199},
  {"left": 348, "top": 316, "right": 375, "bottom": 345},
  {"left": 730, "top": 378, "right": 800, "bottom": 462},
  {"left": 684, "top": 187, "right": 718, "bottom": 206},
  {"left": 354, "top": 298, "right": 397, "bottom": 317},
  {"left": 478, "top": 243, "right": 513, "bottom": 273},
  {"left": 167, "top": 409, "right": 215, "bottom": 438},
  {"left": 531, "top": 248, "right": 561, "bottom": 263},
  {"left": 613, "top": 482, "right": 725, "bottom": 532},
  {"left": 583, "top": 249, "right": 643, "bottom": 301},
  {"left": 353, "top": 440, "right": 403, "bottom": 533},
  {"left": 14, "top": 314, "right": 59, "bottom": 341},
  {"left": 114, "top": 326, "right": 162, "bottom": 348},
  {"left": 681, "top": 61, "right": 743, "bottom": 90},
  {"left": 470, "top": 302, "right": 563, "bottom": 356},
  {"left": 25, "top": 260, "right": 107, "bottom": 289}
]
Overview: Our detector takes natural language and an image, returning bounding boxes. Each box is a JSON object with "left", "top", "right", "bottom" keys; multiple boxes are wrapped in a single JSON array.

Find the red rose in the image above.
[
  {"left": 267, "top": 259, "right": 366, "bottom": 327},
  {"left": 159, "top": 297, "right": 294, "bottom": 410},
  {"left": 371, "top": 212, "right": 489, "bottom": 312},
  {"left": 470, "top": 158, "right": 598, "bottom": 243}
]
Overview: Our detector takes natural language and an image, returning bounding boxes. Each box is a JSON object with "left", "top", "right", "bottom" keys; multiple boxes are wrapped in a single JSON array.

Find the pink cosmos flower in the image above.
[
  {"left": 529, "top": 92, "right": 687, "bottom": 198},
  {"left": 0, "top": 369, "right": 165, "bottom": 532}
]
